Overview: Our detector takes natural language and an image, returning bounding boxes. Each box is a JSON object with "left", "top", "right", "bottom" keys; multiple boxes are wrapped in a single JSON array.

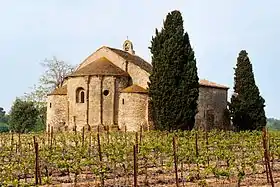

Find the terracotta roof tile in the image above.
[
  {"left": 121, "top": 84, "right": 148, "bottom": 94},
  {"left": 108, "top": 47, "right": 152, "bottom": 73},
  {"left": 67, "top": 57, "right": 129, "bottom": 77},
  {"left": 47, "top": 85, "right": 67, "bottom": 95},
  {"left": 199, "top": 79, "right": 229, "bottom": 89}
]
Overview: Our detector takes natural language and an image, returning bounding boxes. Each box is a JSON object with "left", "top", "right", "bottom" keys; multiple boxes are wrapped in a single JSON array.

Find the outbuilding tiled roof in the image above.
[
  {"left": 108, "top": 47, "right": 152, "bottom": 73},
  {"left": 121, "top": 84, "right": 148, "bottom": 94},
  {"left": 47, "top": 85, "right": 67, "bottom": 96},
  {"left": 67, "top": 57, "right": 129, "bottom": 78},
  {"left": 199, "top": 79, "right": 229, "bottom": 90}
]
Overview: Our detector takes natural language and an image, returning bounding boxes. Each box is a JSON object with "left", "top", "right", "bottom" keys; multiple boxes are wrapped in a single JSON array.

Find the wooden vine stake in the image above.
[
  {"left": 82, "top": 126, "right": 85, "bottom": 147},
  {"left": 205, "top": 130, "right": 209, "bottom": 166},
  {"left": 262, "top": 127, "right": 274, "bottom": 186},
  {"left": 33, "top": 136, "right": 41, "bottom": 185},
  {"left": 97, "top": 130, "right": 104, "bottom": 187},
  {"left": 50, "top": 126, "right": 53, "bottom": 149},
  {"left": 139, "top": 125, "right": 143, "bottom": 153},
  {"left": 195, "top": 131, "right": 200, "bottom": 178},
  {"left": 107, "top": 125, "right": 110, "bottom": 144},
  {"left": 133, "top": 144, "right": 138, "bottom": 187},
  {"left": 97, "top": 132, "right": 102, "bottom": 162},
  {"left": 88, "top": 131, "right": 92, "bottom": 157},
  {"left": 124, "top": 125, "right": 127, "bottom": 146},
  {"left": 173, "top": 136, "right": 179, "bottom": 187},
  {"left": 140, "top": 125, "right": 143, "bottom": 144},
  {"left": 47, "top": 125, "right": 50, "bottom": 145}
]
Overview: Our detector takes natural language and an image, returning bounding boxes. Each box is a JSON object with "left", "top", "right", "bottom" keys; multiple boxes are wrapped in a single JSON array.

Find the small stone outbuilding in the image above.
[
  {"left": 46, "top": 40, "right": 229, "bottom": 132},
  {"left": 195, "top": 79, "right": 230, "bottom": 130}
]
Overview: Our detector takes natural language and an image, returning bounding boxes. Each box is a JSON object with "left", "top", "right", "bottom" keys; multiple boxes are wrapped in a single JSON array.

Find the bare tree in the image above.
[
  {"left": 23, "top": 56, "right": 76, "bottom": 106},
  {"left": 40, "top": 56, "right": 75, "bottom": 90}
]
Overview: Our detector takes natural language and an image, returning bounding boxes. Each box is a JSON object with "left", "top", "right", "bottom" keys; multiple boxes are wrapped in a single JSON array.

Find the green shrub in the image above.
[{"left": 0, "top": 122, "right": 9, "bottom": 133}]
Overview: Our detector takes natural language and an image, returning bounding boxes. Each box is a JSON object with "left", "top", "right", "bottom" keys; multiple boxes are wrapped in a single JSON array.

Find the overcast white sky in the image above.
[{"left": 0, "top": 0, "right": 279, "bottom": 118}]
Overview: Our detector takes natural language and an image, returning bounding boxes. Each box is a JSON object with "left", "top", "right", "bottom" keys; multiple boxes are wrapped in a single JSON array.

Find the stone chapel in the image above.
[{"left": 46, "top": 40, "right": 230, "bottom": 132}]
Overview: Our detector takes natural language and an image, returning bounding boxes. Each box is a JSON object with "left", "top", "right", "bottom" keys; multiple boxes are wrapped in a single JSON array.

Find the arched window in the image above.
[{"left": 76, "top": 87, "right": 85, "bottom": 103}]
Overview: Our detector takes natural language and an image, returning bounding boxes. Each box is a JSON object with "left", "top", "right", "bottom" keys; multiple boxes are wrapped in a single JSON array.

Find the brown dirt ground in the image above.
[{"left": 40, "top": 165, "right": 280, "bottom": 187}]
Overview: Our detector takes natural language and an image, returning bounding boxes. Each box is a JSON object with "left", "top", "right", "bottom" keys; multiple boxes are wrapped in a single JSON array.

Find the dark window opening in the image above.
[
  {"left": 122, "top": 99, "right": 124, "bottom": 104},
  {"left": 76, "top": 87, "right": 85, "bottom": 103},
  {"left": 125, "top": 61, "right": 128, "bottom": 72},
  {"left": 49, "top": 103, "right": 52, "bottom": 108},
  {"left": 103, "top": 90, "right": 109, "bottom": 96},
  {"left": 80, "top": 91, "right": 85, "bottom": 103}
]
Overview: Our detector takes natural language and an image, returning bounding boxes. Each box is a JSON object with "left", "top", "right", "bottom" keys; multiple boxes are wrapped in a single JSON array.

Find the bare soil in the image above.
[{"left": 40, "top": 164, "right": 280, "bottom": 187}]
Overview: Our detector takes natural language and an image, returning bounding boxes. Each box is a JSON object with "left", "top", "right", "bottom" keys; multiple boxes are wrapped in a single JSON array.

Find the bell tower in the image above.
[{"left": 123, "top": 39, "right": 135, "bottom": 55}]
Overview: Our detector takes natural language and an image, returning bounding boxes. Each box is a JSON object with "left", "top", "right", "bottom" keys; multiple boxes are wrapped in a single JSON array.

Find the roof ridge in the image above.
[
  {"left": 67, "top": 57, "right": 129, "bottom": 78},
  {"left": 107, "top": 47, "right": 153, "bottom": 73},
  {"left": 47, "top": 85, "right": 67, "bottom": 95},
  {"left": 121, "top": 84, "right": 148, "bottom": 94},
  {"left": 108, "top": 47, "right": 148, "bottom": 61},
  {"left": 199, "top": 79, "right": 229, "bottom": 89},
  {"left": 75, "top": 46, "right": 109, "bottom": 71}
]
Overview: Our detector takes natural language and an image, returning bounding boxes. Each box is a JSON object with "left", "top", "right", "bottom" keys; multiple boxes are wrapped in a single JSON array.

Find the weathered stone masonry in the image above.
[
  {"left": 46, "top": 40, "right": 229, "bottom": 132},
  {"left": 195, "top": 82, "right": 229, "bottom": 130}
]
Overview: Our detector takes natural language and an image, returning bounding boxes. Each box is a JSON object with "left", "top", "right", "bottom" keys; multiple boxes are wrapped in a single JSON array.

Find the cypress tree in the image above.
[
  {"left": 230, "top": 50, "right": 266, "bottom": 131},
  {"left": 148, "top": 10, "right": 199, "bottom": 131}
]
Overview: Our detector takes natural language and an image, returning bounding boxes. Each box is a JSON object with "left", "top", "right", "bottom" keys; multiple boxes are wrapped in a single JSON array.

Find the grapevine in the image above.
[{"left": 0, "top": 129, "right": 279, "bottom": 186}]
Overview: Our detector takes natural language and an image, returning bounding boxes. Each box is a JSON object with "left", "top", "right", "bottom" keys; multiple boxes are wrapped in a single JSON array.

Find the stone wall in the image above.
[
  {"left": 102, "top": 76, "right": 115, "bottom": 126},
  {"left": 88, "top": 76, "right": 101, "bottom": 127},
  {"left": 118, "top": 93, "right": 149, "bottom": 131},
  {"left": 48, "top": 75, "right": 229, "bottom": 132},
  {"left": 114, "top": 77, "right": 129, "bottom": 125},
  {"left": 46, "top": 95, "right": 68, "bottom": 131},
  {"left": 67, "top": 75, "right": 129, "bottom": 130},
  {"left": 195, "top": 86, "right": 228, "bottom": 130},
  {"left": 127, "top": 62, "right": 150, "bottom": 89},
  {"left": 67, "top": 76, "right": 88, "bottom": 131},
  {"left": 88, "top": 76, "right": 129, "bottom": 129}
]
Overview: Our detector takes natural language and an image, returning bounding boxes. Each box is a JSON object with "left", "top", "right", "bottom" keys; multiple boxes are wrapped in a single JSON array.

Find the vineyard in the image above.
[{"left": 0, "top": 129, "right": 280, "bottom": 186}]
